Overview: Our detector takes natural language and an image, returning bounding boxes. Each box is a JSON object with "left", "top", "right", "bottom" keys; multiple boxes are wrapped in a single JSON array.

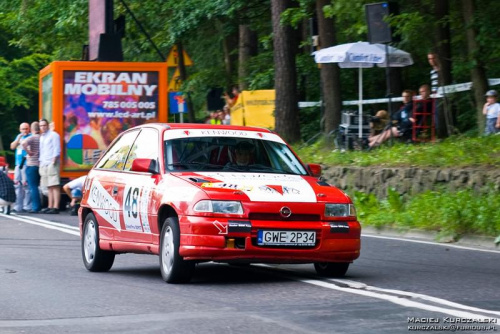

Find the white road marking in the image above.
[
  {"left": 330, "top": 278, "right": 500, "bottom": 317},
  {"left": 4, "top": 214, "right": 80, "bottom": 236},
  {"left": 362, "top": 233, "right": 500, "bottom": 254},
  {"left": 301, "top": 278, "right": 500, "bottom": 324},
  {"left": 256, "top": 265, "right": 500, "bottom": 324}
]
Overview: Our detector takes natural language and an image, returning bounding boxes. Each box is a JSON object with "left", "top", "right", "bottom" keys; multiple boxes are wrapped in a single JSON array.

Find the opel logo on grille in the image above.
[{"left": 280, "top": 206, "right": 292, "bottom": 218}]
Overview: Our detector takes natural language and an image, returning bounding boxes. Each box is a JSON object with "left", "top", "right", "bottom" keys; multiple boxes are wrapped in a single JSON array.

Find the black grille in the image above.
[{"left": 248, "top": 213, "right": 320, "bottom": 221}]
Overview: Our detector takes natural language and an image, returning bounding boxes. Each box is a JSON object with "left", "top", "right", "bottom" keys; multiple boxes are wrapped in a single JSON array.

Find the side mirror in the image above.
[
  {"left": 307, "top": 163, "right": 322, "bottom": 178},
  {"left": 131, "top": 158, "right": 159, "bottom": 174}
]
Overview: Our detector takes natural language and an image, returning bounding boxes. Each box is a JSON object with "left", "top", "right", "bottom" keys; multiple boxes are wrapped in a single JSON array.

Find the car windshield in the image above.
[{"left": 164, "top": 137, "right": 307, "bottom": 175}]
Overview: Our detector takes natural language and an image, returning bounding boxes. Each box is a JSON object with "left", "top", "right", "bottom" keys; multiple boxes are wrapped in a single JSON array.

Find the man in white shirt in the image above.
[{"left": 39, "top": 119, "right": 61, "bottom": 214}]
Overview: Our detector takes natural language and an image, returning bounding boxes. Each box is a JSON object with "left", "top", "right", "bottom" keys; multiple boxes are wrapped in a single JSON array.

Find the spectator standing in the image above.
[
  {"left": 223, "top": 86, "right": 240, "bottom": 108},
  {"left": 427, "top": 52, "right": 442, "bottom": 132},
  {"left": 427, "top": 53, "right": 440, "bottom": 95},
  {"left": 0, "top": 168, "right": 16, "bottom": 215},
  {"left": 10, "top": 122, "right": 31, "bottom": 212},
  {"left": 428, "top": 52, "right": 455, "bottom": 136},
  {"left": 62, "top": 175, "right": 86, "bottom": 216},
  {"left": 39, "top": 119, "right": 61, "bottom": 214},
  {"left": 222, "top": 105, "right": 231, "bottom": 125},
  {"left": 482, "top": 90, "right": 500, "bottom": 135},
  {"left": 21, "top": 121, "right": 41, "bottom": 213},
  {"left": 210, "top": 111, "right": 222, "bottom": 125}
]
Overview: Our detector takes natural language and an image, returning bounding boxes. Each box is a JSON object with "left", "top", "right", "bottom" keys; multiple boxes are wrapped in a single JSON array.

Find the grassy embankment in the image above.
[{"left": 296, "top": 135, "right": 500, "bottom": 242}]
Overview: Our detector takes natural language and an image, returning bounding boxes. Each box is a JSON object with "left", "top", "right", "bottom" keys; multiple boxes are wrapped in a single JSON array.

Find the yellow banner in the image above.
[{"left": 230, "top": 90, "right": 275, "bottom": 129}]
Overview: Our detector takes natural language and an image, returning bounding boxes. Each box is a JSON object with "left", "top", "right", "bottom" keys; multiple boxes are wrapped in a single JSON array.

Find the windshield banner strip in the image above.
[{"left": 163, "top": 129, "right": 285, "bottom": 144}]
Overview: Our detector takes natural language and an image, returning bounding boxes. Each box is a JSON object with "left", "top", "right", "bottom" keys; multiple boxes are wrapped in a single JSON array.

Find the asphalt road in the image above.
[{"left": 1, "top": 211, "right": 499, "bottom": 334}]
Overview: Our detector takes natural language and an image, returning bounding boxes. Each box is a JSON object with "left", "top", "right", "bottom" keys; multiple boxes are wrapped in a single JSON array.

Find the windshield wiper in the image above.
[
  {"left": 246, "top": 164, "right": 298, "bottom": 174},
  {"left": 183, "top": 161, "right": 224, "bottom": 169},
  {"left": 221, "top": 164, "right": 299, "bottom": 174},
  {"left": 167, "top": 161, "right": 226, "bottom": 170}
]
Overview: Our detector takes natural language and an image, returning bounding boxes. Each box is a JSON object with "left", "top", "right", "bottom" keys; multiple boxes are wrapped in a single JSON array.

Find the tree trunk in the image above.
[
  {"left": 271, "top": 0, "right": 301, "bottom": 143},
  {"left": 176, "top": 42, "right": 195, "bottom": 123},
  {"left": 316, "top": 0, "right": 342, "bottom": 135},
  {"left": 219, "top": 20, "right": 239, "bottom": 90},
  {"left": 434, "top": 0, "right": 454, "bottom": 136},
  {"left": 389, "top": 67, "right": 403, "bottom": 116},
  {"left": 238, "top": 25, "right": 258, "bottom": 91},
  {"left": 461, "top": 0, "right": 488, "bottom": 132},
  {"left": 435, "top": 0, "right": 452, "bottom": 85}
]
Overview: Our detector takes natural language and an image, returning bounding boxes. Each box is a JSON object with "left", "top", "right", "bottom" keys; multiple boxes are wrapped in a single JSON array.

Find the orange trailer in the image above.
[{"left": 39, "top": 61, "right": 168, "bottom": 180}]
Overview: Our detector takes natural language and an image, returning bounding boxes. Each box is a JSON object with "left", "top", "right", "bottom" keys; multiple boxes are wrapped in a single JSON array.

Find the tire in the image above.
[
  {"left": 82, "top": 213, "right": 115, "bottom": 272},
  {"left": 159, "top": 217, "right": 195, "bottom": 283},
  {"left": 314, "top": 262, "right": 350, "bottom": 277}
]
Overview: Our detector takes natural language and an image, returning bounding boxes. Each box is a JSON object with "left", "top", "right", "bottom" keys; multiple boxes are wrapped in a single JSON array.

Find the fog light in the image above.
[{"left": 226, "top": 238, "right": 235, "bottom": 248}]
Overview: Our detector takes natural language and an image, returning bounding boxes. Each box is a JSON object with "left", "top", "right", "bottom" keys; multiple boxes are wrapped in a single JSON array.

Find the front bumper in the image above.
[{"left": 178, "top": 216, "right": 361, "bottom": 263}]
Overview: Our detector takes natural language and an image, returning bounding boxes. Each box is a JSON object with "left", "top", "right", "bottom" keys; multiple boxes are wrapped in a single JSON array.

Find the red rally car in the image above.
[{"left": 79, "top": 123, "right": 361, "bottom": 283}]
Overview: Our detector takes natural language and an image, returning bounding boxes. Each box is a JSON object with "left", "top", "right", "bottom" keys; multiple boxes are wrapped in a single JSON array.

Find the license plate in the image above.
[{"left": 257, "top": 230, "right": 316, "bottom": 246}]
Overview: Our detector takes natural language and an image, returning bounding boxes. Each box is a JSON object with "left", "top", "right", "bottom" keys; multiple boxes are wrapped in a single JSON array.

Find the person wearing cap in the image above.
[{"left": 482, "top": 90, "right": 500, "bottom": 135}]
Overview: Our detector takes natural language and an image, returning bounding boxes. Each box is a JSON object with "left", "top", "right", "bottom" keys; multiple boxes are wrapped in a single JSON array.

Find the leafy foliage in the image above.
[{"left": 353, "top": 188, "right": 500, "bottom": 239}]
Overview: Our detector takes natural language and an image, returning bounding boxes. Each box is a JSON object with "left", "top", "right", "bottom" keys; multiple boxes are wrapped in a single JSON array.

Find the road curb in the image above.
[{"left": 361, "top": 225, "right": 499, "bottom": 251}]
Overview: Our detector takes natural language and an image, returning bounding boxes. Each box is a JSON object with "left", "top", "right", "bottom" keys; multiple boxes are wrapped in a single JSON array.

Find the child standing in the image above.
[{"left": 482, "top": 90, "right": 500, "bottom": 135}]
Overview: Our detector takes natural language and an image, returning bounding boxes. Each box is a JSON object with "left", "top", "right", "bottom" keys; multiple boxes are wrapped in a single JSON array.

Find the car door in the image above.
[
  {"left": 87, "top": 129, "right": 140, "bottom": 240},
  {"left": 114, "top": 128, "right": 160, "bottom": 244}
]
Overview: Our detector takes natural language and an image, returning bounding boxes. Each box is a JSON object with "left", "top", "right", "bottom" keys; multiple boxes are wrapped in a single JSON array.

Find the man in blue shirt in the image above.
[{"left": 10, "top": 123, "right": 31, "bottom": 212}]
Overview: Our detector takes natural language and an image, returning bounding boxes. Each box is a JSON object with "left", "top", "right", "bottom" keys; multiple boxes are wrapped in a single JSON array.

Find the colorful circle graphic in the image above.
[{"left": 67, "top": 134, "right": 99, "bottom": 165}]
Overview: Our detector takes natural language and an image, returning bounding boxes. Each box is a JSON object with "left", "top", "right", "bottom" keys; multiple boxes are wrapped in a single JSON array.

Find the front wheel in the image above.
[
  {"left": 159, "top": 217, "right": 195, "bottom": 283},
  {"left": 314, "top": 262, "right": 350, "bottom": 277},
  {"left": 82, "top": 213, "right": 115, "bottom": 272}
]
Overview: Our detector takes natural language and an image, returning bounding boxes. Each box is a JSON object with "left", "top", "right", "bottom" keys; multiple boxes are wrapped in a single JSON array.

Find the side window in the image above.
[
  {"left": 124, "top": 128, "right": 159, "bottom": 171},
  {"left": 97, "top": 130, "right": 140, "bottom": 170}
]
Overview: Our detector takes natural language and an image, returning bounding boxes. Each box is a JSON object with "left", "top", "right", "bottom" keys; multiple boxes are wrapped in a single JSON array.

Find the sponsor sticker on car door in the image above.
[{"left": 122, "top": 182, "right": 152, "bottom": 233}]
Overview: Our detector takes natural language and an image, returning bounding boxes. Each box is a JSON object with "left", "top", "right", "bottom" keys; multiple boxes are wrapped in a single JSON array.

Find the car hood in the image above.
[{"left": 171, "top": 171, "right": 350, "bottom": 203}]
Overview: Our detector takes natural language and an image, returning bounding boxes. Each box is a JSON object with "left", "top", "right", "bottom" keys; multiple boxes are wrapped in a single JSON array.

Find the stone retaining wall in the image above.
[{"left": 321, "top": 166, "right": 500, "bottom": 198}]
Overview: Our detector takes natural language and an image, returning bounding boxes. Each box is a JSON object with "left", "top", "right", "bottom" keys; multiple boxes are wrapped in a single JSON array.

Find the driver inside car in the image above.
[{"left": 232, "top": 141, "right": 254, "bottom": 166}]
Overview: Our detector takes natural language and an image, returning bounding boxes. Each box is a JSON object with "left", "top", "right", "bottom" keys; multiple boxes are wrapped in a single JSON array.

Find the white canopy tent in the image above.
[{"left": 313, "top": 42, "right": 413, "bottom": 138}]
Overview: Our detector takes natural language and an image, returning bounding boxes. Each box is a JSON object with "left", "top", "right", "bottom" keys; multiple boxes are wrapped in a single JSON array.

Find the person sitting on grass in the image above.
[
  {"left": 368, "top": 90, "right": 415, "bottom": 148},
  {"left": 369, "top": 109, "right": 390, "bottom": 139}
]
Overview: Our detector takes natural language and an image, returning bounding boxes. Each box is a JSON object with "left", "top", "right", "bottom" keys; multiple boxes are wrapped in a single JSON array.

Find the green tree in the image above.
[{"left": 272, "top": 0, "right": 301, "bottom": 142}]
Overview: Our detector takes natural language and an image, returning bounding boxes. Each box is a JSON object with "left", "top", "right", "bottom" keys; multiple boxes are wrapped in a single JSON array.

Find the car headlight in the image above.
[
  {"left": 194, "top": 200, "right": 243, "bottom": 215},
  {"left": 325, "top": 204, "right": 356, "bottom": 218}
]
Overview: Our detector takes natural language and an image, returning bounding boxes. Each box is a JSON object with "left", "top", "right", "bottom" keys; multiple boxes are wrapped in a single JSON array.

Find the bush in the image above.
[{"left": 353, "top": 188, "right": 500, "bottom": 239}]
